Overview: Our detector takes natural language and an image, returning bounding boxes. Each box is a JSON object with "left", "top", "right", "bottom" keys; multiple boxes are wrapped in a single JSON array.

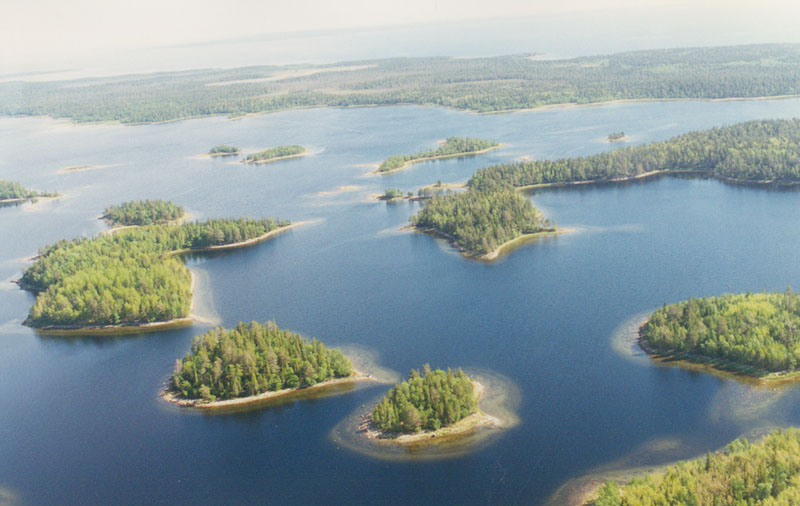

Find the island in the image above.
[
  {"left": 19, "top": 215, "right": 292, "bottom": 333},
  {"left": 587, "top": 428, "right": 800, "bottom": 506},
  {"left": 376, "top": 137, "right": 500, "bottom": 174},
  {"left": 410, "top": 189, "right": 556, "bottom": 260},
  {"left": 208, "top": 144, "right": 240, "bottom": 156},
  {"left": 606, "top": 131, "right": 626, "bottom": 142},
  {"left": 163, "top": 321, "right": 368, "bottom": 407},
  {"left": 364, "top": 365, "right": 497, "bottom": 443},
  {"left": 639, "top": 289, "right": 800, "bottom": 381},
  {"left": 102, "top": 199, "right": 184, "bottom": 226},
  {"left": 0, "top": 180, "right": 58, "bottom": 204},
  {"left": 242, "top": 145, "right": 306, "bottom": 164},
  {"left": 469, "top": 119, "right": 800, "bottom": 191}
]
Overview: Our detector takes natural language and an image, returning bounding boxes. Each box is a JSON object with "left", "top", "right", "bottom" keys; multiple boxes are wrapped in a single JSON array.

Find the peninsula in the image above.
[
  {"left": 364, "top": 365, "right": 498, "bottom": 444},
  {"left": 163, "top": 321, "right": 367, "bottom": 407},
  {"left": 0, "top": 180, "right": 58, "bottom": 204},
  {"left": 639, "top": 288, "right": 800, "bottom": 381},
  {"left": 208, "top": 144, "right": 240, "bottom": 156},
  {"left": 376, "top": 137, "right": 499, "bottom": 174},
  {"left": 102, "top": 199, "right": 184, "bottom": 226},
  {"left": 243, "top": 145, "right": 306, "bottom": 164}
]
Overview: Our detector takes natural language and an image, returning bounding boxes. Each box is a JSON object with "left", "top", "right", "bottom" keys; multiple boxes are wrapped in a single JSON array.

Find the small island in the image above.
[
  {"left": 163, "top": 321, "right": 368, "bottom": 408},
  {"left": 102, "top": 200, "right": 184, "bottom": 226},
  {"left": 243, "top": 145, "right": 307, "bottom": 164},
  {"left": 376, "top": 188, "right": 414, "bottom": 201},
  {"left": 376, "top": 137, "right": 500, "bottom": 174},
  {"left": 639, "top": 288, "right": 800, "bottom": 381},
  {"left": 587, "top": 428, "right": 800, "bottom": 506},
  {"left": 208, "top": 144, "right": 241, "bottom": 156},
  {"left": 410, "top": 189, "right": 556, "bottom": 260},
  {"left": 0, "top": 180, "right": 58, "bottom": 204},
  {"left": 364, "top": 365, "right": 497, "bottom": 443},
  {"left": 606, "top": 131, "right": 626, "bottom": 142}
]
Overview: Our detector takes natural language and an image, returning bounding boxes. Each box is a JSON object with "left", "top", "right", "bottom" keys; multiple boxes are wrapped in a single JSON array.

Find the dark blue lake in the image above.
[{"left": 3, "top": 98, "right": 800, "bottom": 504}]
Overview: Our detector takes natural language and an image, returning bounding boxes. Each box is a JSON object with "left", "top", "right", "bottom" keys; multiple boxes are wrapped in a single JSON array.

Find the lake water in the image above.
[{"left": 4, "top": 98, "right": 800, "bottom": 504}]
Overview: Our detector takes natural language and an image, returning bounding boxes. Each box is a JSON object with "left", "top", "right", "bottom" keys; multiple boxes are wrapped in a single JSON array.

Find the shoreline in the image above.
[
  {"left": 0, "top": 194, "right": 61, "bottom": 205},
  {"left": 411, "top": 225, "right": 571, "bottom": 261},
  {"left": 242, "top": 151, "right": 308, "bottom": 165},
  {"left": 373, "top": 145, "right": 502, "bottom": 175},
  {"left": 170, "top": 221, "right": 307, "bottom": 254},
  {"left": 101, "top": 211, "right": 196, "bottom": 235},
  {"left": 161, "top": 369, "right": 376, "bottom": 409}
]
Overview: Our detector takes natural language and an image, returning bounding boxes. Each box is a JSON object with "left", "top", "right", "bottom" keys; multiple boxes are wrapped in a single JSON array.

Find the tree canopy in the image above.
[
  {"left": 208, "top": 144, "right": 240, "bottom": 155},
  {"left": 243, "top": 145, "right": 305, "bottom": 163},
  {"left": 102, "top": 200, "right": 184, "bottom": 226},
  {"left": 0, "top": 180, "right": 56, "bottom": 201},
  {"left": 378, "top": 137, "right": 498, "bottom": 172}
]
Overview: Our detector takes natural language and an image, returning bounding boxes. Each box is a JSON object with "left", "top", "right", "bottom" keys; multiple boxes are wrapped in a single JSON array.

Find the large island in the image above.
[
  {"left": 163, "top": 321, "right": 368, "bottom": 408},
  {"left": 376, "top": 137, "right": 500, "bottom": 174}
]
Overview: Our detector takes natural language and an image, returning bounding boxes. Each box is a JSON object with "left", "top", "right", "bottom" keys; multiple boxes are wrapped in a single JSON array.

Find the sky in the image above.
[{"left": 3, "top": 0, "right": 800, "bottom": 76}]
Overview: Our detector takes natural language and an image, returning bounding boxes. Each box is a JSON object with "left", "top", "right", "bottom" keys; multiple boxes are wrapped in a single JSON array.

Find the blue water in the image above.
[{"left": 3, "top": 98, "right": 800, "bottom": 504}]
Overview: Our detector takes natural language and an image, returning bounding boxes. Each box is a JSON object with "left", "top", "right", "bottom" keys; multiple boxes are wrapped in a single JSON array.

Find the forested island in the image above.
[
  {"left": 164, "top": 321, "right": 362, "bottom": 407},
  {"left": 0, "top": 180, "right": 58, "bottom": 203},
  {"left": 469, "top": 119, "right": 800, "bottom": 191},
  {"left": 102, "top": 200, "right": 184, "bottom": 226},
  {"left": 243, "top": 145, "right": 306, "bottom": 164},
  {"left": 606, "top": 132, "right": 626, "bottom": 142},
  {"left": 366, "top": 366, "right": 494, "bottom": 442},
  {"left": 4, "top": 44, "right": 800, "bottom": 123},
  {"left": 208, "top": 144, "right": 240, "bottom": 156},
  {"left": 410, "top": 190, "right": 554, "bottom": 259},
  {"left": 588, "top": 428, "right": 800, "bottom": 506},
  {"left": 376, "top": 137, "right": 499, "bottom": 174},
  {"left": 19, "top": 217, "right": 291, "bottom": 331},
  {"left": 639, "top": 289, "right": 800, "bottom": 379}
]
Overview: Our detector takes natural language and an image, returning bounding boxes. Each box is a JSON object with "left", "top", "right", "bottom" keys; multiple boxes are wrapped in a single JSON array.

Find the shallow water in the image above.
[{"left": 4, "top": 99, "right": 800, "bottom": 504}]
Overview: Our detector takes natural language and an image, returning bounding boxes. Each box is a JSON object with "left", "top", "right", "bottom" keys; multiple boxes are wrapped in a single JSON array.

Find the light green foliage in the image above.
[
  {"left": 378, "top": 137, "right": 498, "bottom": 172},
  {"left": 589, "top": 428, "right": 800, "bottom": 506},
  {"left": 469, "top": 119, "right": 800, "bottom": 191},
  {"left": 4, "top": 45, "right": 800, "bottom": 123},
  {"left": 411, "top": 189, "right": 549, "bottom": 255},
  {"left": 243, "top": 145, "right": 305, "bottom": 163},
  {"left": 642, "top": 288, "right": 800, "bottom": 373},
  {"left": 0, "top": 180, "right": 56, "bottom": 200},
  {"left": 172, "top": 321, "right": 353, "bottom": 401},
  {"left": 103, "top": 200, "right": 184, "bottom": 226},
  {"left": 21, "top": 217, "right": 289, "bottom": 327},
  {"left": 382, "top": 188, "right": 402, "bottom": 199},
  {"left": 208, "top": 144, "right": 240, "bottom": 155},
  {"left": 371, "top": 365, "right": 478, "bottom": 433}
]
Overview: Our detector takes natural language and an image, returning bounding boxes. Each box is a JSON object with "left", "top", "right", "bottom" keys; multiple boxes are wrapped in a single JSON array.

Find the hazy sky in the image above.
[{"left": 3, "top": 0, "right": 800, "bottom": 73}]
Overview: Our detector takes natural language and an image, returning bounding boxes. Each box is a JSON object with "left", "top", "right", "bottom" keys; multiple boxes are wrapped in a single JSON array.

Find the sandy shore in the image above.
[
  {"left": 514, "top": 169, "right": 707, "bottom": 191},
  {"left": 170, "top": 222, "right": 307, "bottom": 255},
  {"left": 317, "top": 185, "right": 362, "bottom": 196},
  {"left": 479, "top": 228, "right": 574, "bottom": 261},
  {"left": 372, "top": 145, "right": 502, "bottom": 175},
  {"left": 162, "top": 369, "right": 376, "bottom": 408},
  {"left": 57, "top": 164, "right": 112, "bottom": 174}
]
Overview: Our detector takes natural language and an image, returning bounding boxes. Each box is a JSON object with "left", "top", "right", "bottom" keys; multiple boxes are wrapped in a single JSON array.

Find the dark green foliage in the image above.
[
  {"left": 21, "top": 217, "right": 289, "bottom": 327},
  {"left": 607, "top": 132, "right": 625, "bottom": 141},
  {"left": 371, "top": 365, "right": 478, "bottom": 433},
  {"left": 642, "top": 288, "right": 800, "bottom": 373},
  {"left": 208, "top": 144, "right": 240, "bottom": 155},
  {"left": 243, "top": 145, "right": 305, "bottom": 163},
  {"left": 411, "top": 190, "right": 549, "bottom": 255},
  {"left": 378, "top": 137, "right": 498, "bottom": 172},
  {"left": 6, "top": 45, "right": 800, "bottom": 124},
  {"left": 171, "top": 321, "right": 353, "bottom": 401},
  {"left": 588, "top": 428, "right": 800, "bottom": 506},
  {"left": 102, "top": 200, "right": 184, "bottom": 226},
  {"left": 469, "top": 119, "right": 800, "bottom": 191},
  {"left": 0, "top": 180, "right": 56, "bottom": 200}
]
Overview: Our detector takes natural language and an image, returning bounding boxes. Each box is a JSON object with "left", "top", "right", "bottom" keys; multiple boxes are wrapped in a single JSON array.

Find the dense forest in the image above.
[
  {"left": 3, "top": 45, "right": 800, "bottom": 123},
  {"left": 641, "top": 289, "right": 800, "bottom": 373},
  {"left": 0, "top": 180, "right": 56, "bottom": 201},
  {"left": 378, "top": 137, "right": 498, "bottom": 172},
  {"left": 208, "top": 144, "right": 240, "bottom": 155},
  {"left": 411, "top": 190, "right": 550, "bottom": 256},
  {"left": 469, "top": 119, "right": 800, "bottom": 191},
  {"left": 21, "top": 217, "right": 289, "bottom": 327},
  {"left": 171, "top": 321, "right": 353, "bottom": 401},
  {"left": 591, "top": 428, "right": 800, "bottom": 506},
  {"left": 243, "top": 145, "right": 305, "bottom": 163},
  {"left": 102, "top": 200, "right": 184, "bottom": 226},
  {"left": 370, "top": 365, "right": 477, "bottom": 433}
]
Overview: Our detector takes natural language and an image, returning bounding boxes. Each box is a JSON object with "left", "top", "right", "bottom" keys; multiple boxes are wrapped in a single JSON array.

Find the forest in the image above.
[
  {"left": 21, "top": 217, "right": 289, "bottom": 327},
  {"left": 591, "top": 428, "right": 800, "bottom": 506},
  {"left": 170, "top": 321, "right": 353, "bottom": 401},
  {"left": 3, "top": 45, "right": 800, "bottom": 124},
  {"left": 411, "top": 189, "right": 551, "bottom": 256},
  {"left": 243, "top": 145, "right": 305, "bottom": 163},
  {"left": 469, "top": 119, "right": 800, "bottom": 191},
  {"left": 208, "top": 144, "right": 240, "bottom": 155},
  {"left": 370, "top": 365, "right": 477, "bottom": 433},
  {"left": 102, "top": 200, "right": 184, "bottom": 226},
  {"left": 0, "top": 180, "right": 56, "bottom": 201},
  {"left": 377, "top": 137, "right": 498, "bottom": 172},
  {"left": 641, "top": 289, "right": 800, "bottom": 373}
]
